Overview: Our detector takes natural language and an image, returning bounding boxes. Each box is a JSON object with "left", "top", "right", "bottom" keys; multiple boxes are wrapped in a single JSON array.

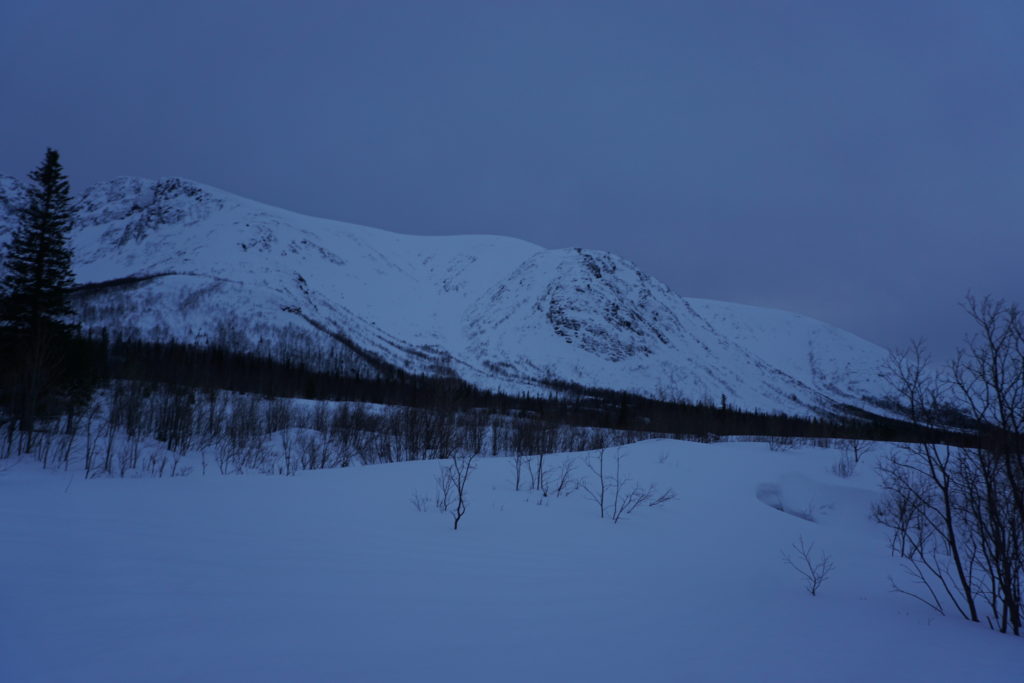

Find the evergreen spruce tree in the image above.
[{"left": 0, "top": 148, "right": 80, "bottom": 448}]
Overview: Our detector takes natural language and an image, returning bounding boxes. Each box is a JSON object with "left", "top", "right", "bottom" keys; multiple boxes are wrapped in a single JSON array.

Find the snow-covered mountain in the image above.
[{"left": 0, "top": 174, "right": 888, "bottom": 414}]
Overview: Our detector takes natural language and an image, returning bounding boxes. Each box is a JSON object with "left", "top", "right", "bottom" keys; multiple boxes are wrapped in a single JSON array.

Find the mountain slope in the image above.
[{"left": 0, "top": 174, "right": 888, "bottom": 413}]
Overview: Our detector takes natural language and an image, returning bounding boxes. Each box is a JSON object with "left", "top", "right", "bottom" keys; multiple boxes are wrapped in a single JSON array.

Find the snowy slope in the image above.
[
  {"left": 3, "top": 440, "right": 1021, "bottom": 682},
  {"left": 0, "top": 175, "right": 888, "bottom": 413}
]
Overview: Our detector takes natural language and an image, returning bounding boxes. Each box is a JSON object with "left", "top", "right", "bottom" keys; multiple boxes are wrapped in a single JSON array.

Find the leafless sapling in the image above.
[
  {"left": 838, "top": 438, "right": 873, "bottom": 464},
  {"left": 580, "top": 448, "right": 609, "bottom": 518},
  {"left": 439, "top": 450, "right": 477, "bottom": 530},
  {"left": 782, "top": 536, "right": 835, "bottom": 596}
]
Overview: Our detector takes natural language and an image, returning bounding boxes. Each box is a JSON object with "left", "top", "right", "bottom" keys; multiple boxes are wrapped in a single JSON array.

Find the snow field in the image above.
[{"left": 2, "top": 440, "right": 1020, "bottom": 682}]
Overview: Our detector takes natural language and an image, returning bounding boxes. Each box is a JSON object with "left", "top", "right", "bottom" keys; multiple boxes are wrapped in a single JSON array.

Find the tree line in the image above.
[{"left": 65, "top": 331, "right": 929, "bottom": 444}]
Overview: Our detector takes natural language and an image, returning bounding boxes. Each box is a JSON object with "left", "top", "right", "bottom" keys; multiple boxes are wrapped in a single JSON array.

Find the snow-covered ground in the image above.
[{"left": 2, "top": 440, "right": 1019, "bottom": 682}]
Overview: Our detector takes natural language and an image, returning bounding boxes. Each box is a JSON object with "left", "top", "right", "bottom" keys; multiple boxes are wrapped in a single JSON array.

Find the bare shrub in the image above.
[
  {"left": 263, "top": 399, "right": 292, "bottom": 433},
  {"left": 56, "top": 408, "right": 85, "bottom": 471},
  {"left": 649, "top": 488, "right": 678, "bottom": 507},
  {"left": 782, "top": 536, "right": 835, "bottom": 596},
  {"left": 530, "top": 451, "right": 547, "bottom": 493},
  {"left": 876, "top": 316, "right": 1024, "bottom": 635},
  {"left": 279, "top": 427, "right": 296, "bottom": 476},
  {"left": 435, "top": 465, "right": 454, "bottom": 512},
  {"left": 438, "top": 450, "right": 477, "bottom": 530},
  {"left": 580, "top": 448, "right": 609, "bottom": 518},
  {"left": 791, "top": 503, "right": 817, "bottom": 523},
  {"left": 838, "top": 438, "right": 873, "bottom": 464},
  {"left": 610, "top": 481, "right": 676, "bottom": 524},
  {"left": 581, "top": 448, "right": 676, "bottom": 523},
  {"left": 225, "top": 394, "right": 263, "bottom": 450},
  {"left": 410, "top": 490, "right": 432, "bottom": 513},
  {"left": 767, "top": 435, "right": 796, "bottom": 452},
  {"left": 82, "top": 401, "right": 101, "bottom": 476},
  {"left": 551, "top": 457, "right": 578, "bottom": 497},
  {"left": 509, "top": 451, "right": 527, "bottom": 491},
  {"left": 296, "top": 431, "right": 351, "bottom": 470},
  {"left": 297, "top": 433, "right": 328, "bottom": 470},
  {"left": 831, "top": 453, "right": 857, "bottom": 478}
]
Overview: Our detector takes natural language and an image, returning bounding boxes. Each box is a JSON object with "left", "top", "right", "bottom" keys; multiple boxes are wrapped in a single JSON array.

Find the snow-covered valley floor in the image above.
[{"left": 2, "top": 440, "right": 1020, "bottom": 682}]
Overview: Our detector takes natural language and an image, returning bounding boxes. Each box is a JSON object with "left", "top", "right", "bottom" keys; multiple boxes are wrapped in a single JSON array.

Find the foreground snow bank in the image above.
[{"left": 1, "top": 440, "right": 1019, "bottom": 682}]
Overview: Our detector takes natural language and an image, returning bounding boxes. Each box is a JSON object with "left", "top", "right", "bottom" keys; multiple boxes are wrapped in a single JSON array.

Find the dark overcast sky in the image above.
[{"left": 3, "top": 1, "right": 1022, "bottom": 360}]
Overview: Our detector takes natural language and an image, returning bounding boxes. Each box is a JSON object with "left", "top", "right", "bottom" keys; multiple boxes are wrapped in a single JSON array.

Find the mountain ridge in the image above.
[{"left": 0, "top": 174, "right": 888, "bottom": 414}]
